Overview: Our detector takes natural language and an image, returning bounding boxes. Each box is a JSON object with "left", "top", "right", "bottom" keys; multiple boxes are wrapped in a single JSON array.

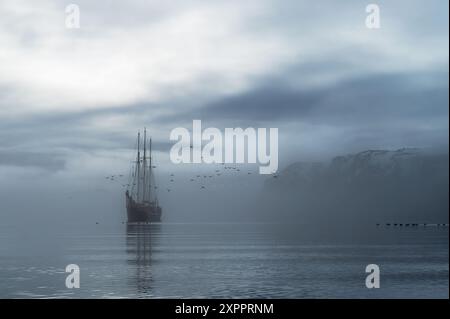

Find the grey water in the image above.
[{"left": 0, "top": 222, "right": 448, "bottom": 298}]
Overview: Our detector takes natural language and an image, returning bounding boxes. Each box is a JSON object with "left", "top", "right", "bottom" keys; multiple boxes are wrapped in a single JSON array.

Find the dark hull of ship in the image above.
[{"left": 126, "top": 193, "right": 162, "bottom": 223}]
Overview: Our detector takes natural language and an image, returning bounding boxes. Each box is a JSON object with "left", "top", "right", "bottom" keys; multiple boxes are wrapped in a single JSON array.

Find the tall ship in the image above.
[{"left": 126, "top": 129, "right": 162, "bottom": 223}]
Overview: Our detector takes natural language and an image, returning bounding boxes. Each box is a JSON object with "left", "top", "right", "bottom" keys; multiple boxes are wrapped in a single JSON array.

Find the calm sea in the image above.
[{"left": 0, "top": 222, "right": 448, "bottom": 298}]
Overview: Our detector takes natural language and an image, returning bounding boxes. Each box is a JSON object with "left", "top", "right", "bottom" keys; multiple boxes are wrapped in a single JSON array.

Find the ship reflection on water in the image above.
[{"left": 126, "top": 223, "right": 160, "bottom": 295}]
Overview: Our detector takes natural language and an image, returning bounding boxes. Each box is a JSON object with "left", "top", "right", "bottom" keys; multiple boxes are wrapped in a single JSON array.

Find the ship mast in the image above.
[
  {"left": 136, "top": 131, "right": 141, "bottom": 201},
  {"left": 142, "top": 128, "right": 147, "bottom": 202},
  {"left": 149, "top": 138, "right": 152, "bottom": 202}
]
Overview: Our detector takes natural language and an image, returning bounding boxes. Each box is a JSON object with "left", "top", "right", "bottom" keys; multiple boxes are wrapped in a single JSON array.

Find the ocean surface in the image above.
[{"left": 0, "top": 222, "right": 448, "bottom": 298}]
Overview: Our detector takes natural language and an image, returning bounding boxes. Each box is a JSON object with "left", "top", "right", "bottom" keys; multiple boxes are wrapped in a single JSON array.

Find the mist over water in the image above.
[
  {"left": 0, "top": 146, "right": 448, "bottom": 298},
  {"left": 1, "top": 147, "right": 449, "bottom": 298}
]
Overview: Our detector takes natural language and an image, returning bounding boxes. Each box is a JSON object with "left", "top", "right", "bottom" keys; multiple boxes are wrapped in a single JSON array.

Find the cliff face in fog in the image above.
[{"left": 263, "top": 149, "right": 449, "bottom": 224}]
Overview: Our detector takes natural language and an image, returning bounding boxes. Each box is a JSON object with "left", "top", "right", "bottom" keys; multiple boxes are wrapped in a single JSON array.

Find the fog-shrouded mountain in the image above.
[{"left": 261, "top": 149, "right": 449, "bottom": 226}]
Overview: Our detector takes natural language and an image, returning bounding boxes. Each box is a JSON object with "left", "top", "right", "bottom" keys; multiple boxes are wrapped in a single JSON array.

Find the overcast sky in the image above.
[{"left": 0, "top": 0, "right": 448, "bottom": 223}]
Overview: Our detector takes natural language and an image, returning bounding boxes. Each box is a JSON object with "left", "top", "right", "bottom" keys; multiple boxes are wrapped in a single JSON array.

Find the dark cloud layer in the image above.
[{"left": 155, "top": 71, "right": 448, "bottom": 127}]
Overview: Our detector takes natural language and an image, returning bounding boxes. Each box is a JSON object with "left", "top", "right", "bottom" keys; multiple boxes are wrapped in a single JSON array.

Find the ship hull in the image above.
[{"left": 126, "top": 193, "right": 162, "bottom": 223}]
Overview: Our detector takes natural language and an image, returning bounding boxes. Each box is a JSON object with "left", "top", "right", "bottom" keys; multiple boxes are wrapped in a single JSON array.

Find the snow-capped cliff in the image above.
[{"left": 262, "top": 149, "right": 449, "bottom": 224}]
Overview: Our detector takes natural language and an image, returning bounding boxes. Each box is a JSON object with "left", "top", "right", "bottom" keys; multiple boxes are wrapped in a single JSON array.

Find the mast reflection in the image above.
[{"left": 126, "top": 223, "right": 160, "bottom": 295}]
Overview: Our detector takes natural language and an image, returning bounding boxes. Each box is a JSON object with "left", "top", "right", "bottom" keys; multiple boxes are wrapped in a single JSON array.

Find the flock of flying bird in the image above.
[
  {"left": 104, "top": 174, "right": 128, "bottom": 187},
  {"left": 104, "top": 164, "right": 279, "bottom": 193}
]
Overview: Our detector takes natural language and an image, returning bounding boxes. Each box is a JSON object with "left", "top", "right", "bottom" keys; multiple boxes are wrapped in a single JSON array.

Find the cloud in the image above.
[
  {"left": 0, "top": 0, "right": 447, "bottom": 173},
  {"left": 0, "top": 150, "right": 65, "bottom": 171},
  {"left": 155, "top": 70, "right": 448, "bottom": 126},
  {"left": 0, "top": 0, "right": 298, "bottom": 117},
  {"left": 1, "top": 0, "right": 447, "bottom": 117}
]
